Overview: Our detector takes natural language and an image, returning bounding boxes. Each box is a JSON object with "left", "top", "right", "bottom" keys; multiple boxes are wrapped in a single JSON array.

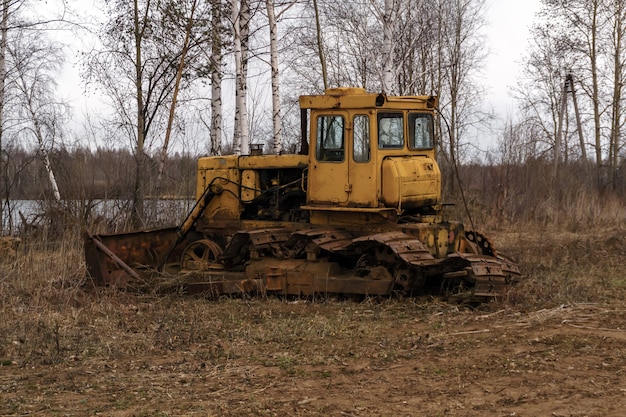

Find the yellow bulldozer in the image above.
[{"left": 84, "top": 87, "right": 519, "bottom": 302}]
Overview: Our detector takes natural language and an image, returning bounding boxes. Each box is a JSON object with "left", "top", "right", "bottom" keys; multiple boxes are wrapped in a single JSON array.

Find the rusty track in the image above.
[{"left": 85, "top": 226, "right": 520, "bottom": 303}]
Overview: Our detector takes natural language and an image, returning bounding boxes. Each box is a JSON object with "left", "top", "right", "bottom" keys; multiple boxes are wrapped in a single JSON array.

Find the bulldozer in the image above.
[{"left": 84, "top": 87, "right": 519, "bottom": 302}]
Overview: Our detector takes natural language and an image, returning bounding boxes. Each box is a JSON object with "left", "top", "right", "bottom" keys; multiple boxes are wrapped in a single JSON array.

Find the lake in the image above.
[{"left": 0, "top": 199, "right": 195, "bottom": 235}]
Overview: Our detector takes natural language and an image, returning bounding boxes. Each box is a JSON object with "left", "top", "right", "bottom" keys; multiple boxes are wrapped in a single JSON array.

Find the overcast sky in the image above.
[{"left": 483, "top": 0, "right": 542, "bottom": 118}]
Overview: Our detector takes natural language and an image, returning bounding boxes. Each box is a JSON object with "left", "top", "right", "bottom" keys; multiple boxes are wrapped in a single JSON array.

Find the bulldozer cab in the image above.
[{"left": 300, "top": 87, "right": 440, "bottom": 221}]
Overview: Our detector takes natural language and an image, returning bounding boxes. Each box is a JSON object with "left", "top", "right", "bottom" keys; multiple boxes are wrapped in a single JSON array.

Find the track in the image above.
[
  {"left": 203, "top": 227, "right": 521, "bottom": 302},
  {"left": 85, "top": 225, "right": 520, "bottom": 302}
]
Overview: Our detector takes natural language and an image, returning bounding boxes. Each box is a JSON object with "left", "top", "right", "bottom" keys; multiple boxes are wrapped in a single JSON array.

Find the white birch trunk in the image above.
[
  {"left": 17, "top": 70, "right": 61, "bottom": 202},
  {"left": 381, "top": 0, "right": 395, "bottom": 94},
  {"left": 240, "top": 0, "right": 250, "bottom": 154},
  {"left": 231, "top": 0, "right": 241, "bottom": 153},
  {"left": 41, "top": 148, "right": 61, "bottom": 201},
  {"left": 30, "top": 116, "right": 61, "bottom": 201},
  {"left": 210, "top": 0, "right": 222, "bottom": 156},
  {"left": 266, "top": 0, "right": 282, "bottom": 154},
  {"left": 231, "top": 0, "right": 249, "bottom": 155}
]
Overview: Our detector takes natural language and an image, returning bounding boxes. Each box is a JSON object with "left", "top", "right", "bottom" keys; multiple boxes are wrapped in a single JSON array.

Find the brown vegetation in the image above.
[{"left": 1, "top": 210, "right": 625, "bottom": 415}]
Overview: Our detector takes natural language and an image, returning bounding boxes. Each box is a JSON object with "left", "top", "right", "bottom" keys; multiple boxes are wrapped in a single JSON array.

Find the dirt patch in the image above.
[{"left": 1, "top": 299, "right": 625, "bottom": 416}]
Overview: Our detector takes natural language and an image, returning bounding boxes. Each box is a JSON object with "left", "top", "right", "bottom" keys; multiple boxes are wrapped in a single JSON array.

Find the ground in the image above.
[
  {"left": 1, "top": 230, "right": 626, "bottom": 416},
  {"left": 2, "top": 299, "right": 625, "bottom": 416}
]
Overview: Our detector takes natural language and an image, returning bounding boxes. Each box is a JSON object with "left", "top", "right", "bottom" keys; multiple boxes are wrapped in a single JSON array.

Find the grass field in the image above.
[{"left": 1, "top": 226, "right": 625, "bottom": 416}]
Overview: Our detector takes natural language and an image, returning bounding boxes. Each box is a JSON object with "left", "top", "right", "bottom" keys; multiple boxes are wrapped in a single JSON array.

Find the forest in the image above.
[{"left": 1, "top": 0, "right": 626, "bottom": 234}]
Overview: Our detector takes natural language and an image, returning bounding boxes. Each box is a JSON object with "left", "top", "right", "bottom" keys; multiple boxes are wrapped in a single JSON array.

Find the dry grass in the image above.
[
  {"left": 1, "top": 225, "right": 624, "bottom": 365},
  {"left": 490, "top": 226, "right": 626, "bottom": 309},
  {"left": 1, "top": 225, "right": 626, "bottom": 415}
]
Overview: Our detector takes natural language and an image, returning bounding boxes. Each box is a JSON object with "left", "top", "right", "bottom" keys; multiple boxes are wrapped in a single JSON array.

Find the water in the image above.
[{"left": 1, "top": 199, "right": 195, "bottom": 235}]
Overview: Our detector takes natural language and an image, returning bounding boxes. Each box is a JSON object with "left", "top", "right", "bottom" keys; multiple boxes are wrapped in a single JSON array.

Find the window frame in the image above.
[
  {"left": 315, "top": 114, "right": 345, "bottom": 162},
  {"left": 352, "top": 114, "right": 370, "bottom": 163},
  {"left": 408, "top": 112, "right": 435, "bottom": 150},
  {"left": 377, "top": 112, "right": 405, "bottom": 149}
]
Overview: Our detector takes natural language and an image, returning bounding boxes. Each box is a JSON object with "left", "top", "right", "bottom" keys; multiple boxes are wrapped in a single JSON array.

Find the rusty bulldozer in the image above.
[{"left": 85, "top": 87, "right": 519, "bottom": 302}]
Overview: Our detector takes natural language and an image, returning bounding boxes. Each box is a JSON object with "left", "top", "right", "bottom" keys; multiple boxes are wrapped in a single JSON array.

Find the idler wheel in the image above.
[{"left": 181, "top": 239, "right": 223, "bottom": 271}]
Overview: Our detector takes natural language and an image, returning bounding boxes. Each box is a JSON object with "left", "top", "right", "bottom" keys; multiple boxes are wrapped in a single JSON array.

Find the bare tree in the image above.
[
  {"left": 429, "top": 0, "right": 489, "bottom": 196},
  {"left": 515, "top": 22, "right": 571, "bottom": 164},
  {"left": 0, "top": 0, "right": 70, "bottom": 229},
  {"left": 84, "top": 0, "right": 210, "bottom": 227},
  {"left": 231, "top": 0, "right": 251, "bottom": 155},
  {"left": 266, "top": 0, "right": 281, "bottom": 154},
  {"left": 210, "top": 0, "right": 224, "bottom": 156},
  {"left": 7, "top": 19, "right": 68, "bottom": 202},
  {"left": 607, "top": 0, "right": 626, "bottom": 188},
  {"left": 380, "top": 0, "right": 397, "bottom": 93},
  {"left": 263, "top": 0, "right": 297, "bottom": 154},
  {"left": 551, "top": 0, "right": 604, "bottom": 176},
  {"left": 312, "top": 0, "right": 328, "bottom": 90},
  {"left": 0, "top": 1, "right": 12, "bottom": 227},
  {"left": 154, "top": 0, "right": 199, "bottom": 198},
  {"left": 519, "top": 0, "right": 626, "bottom": 188}
]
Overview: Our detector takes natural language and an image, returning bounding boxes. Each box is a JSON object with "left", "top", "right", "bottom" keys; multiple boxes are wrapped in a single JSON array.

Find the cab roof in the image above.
[{"left": 299, "top": 87, "right": 437, "bottom": 110}]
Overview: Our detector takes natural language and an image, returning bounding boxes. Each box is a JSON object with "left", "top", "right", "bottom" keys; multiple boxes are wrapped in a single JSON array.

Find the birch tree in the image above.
[
  {"left": 0, "top": 0, "right": 74, "bottom": 232},
  {"left": 8, "top": 29, "right": 67, "bottom": 201},
  {"left": 380, "top": 0, "right": 396, "bottom": 94},
  {"left": 231, "top": 0, "right": 250, "bottom": 155},
  {"left": 210, "top": 0, "right": 224, "bottom": 156},
  {"left": 607, "top": 0, "right": 626, "bottom": 187},
  {"left": 264, "top": 0, "right": 297, "bottom": 154},
  {"left": 266, "top": 0, "right": 281, "bottom": 154}
]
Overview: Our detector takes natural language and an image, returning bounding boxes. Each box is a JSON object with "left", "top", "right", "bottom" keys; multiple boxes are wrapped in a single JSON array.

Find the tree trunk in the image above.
[
  {"left": 312, "top": 0, "right": 327, "bottom": 90},
  {"left": 266, "top": 0, "right": 282, "bottom": 154},
  {"left": 132, "top": 0, "right": 146, "bottom": 228},
  {"left": 381, "top": 0, "right": 395, "bottom": 94},
  {"left": 40, "top": 147, "right": 61, "bottom": 201},
  {"left": 210, "top": 0, "right": 223, "bottom": 156},
  {"left": 232, "top": 0, "right": 249, "bottom": 155},
  {"left": 0, "top": 1, "right": 8, "bottom": 230},
  {"left": 555, "top": 76, "right": 568, "bottom": 179},
  {"left": 589, "top": 1, "right": 602, "bottom": 185},
  {"left": 24, "top": 97, "right": 61, "bottom": 201},
  {"left": 154, "top": 0, "right": 197, "bottom": 200},
  {"left": 609, "top": 0, "right": 624, "bottom": 189},
  {"left": 241, "top": 0, "right": 250, "bottom": 152}
]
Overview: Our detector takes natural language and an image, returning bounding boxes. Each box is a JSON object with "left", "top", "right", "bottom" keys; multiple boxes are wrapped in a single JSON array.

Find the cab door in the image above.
[
  {"left": 307, "top": 112, "right": 350, "bottom": 205},
  {"left": 347, "top": 114, "right": 377, "bottom": 207},
  {"left": 307, "top": 112, "right": 377, "bottom": 207}
]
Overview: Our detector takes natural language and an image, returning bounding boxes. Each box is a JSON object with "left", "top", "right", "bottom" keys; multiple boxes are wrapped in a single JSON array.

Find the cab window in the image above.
[
  {"left": 316, "top": 115, "right": 344, "bottom": 161},
  {"left": 353, "top": 115, "right": 370, "bottom": 162},
  {"left": 409, "top": 113, "right": 434, "bottom": 149},
  {"left": 378, "top": 112, "right": 404, "bottom": 149}
]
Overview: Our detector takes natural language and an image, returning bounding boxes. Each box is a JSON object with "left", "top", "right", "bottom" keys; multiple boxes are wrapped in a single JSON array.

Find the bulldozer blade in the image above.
[{"left": 84, "top": 227, "right": 190, "bottom": 288}]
